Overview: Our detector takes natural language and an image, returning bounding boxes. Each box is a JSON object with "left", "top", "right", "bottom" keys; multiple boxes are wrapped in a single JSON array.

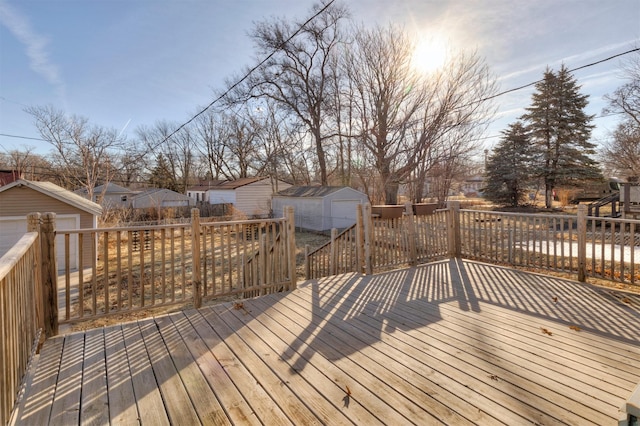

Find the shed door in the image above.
[
  {"left": 330, "top": 200, "right": 361, "bottom": 229},
  {"left": 0, "top": 215, "right": 79, "bottom": 270}
]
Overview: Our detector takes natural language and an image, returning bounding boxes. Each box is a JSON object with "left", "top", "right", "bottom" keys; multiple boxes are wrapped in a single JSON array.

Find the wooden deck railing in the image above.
[
  {"left": 306, "top": 202, "right": 640, "bottom": 287},
  {"left": 458, "top": 205, "right": 639, "bottom": 285},
  {"left": 305, "top": 223, "right": 360, "bottom": 279},
  {"left": 53, "top": 208, "right": 296, "bottom": 324},
  {"left": 0, "top": 222, "right": 41, "bottom": 425},
  {"left": 306, "top": 204, "right": 450, "bottom": 279}
]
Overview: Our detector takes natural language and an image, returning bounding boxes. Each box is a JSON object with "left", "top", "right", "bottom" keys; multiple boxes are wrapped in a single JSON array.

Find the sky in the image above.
[{"left": 0, "top": 0, "right": 639, "bottom": 159}]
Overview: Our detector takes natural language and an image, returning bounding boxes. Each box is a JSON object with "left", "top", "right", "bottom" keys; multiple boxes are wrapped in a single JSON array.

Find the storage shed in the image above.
[
  {"left": 272, "top": 186, "right": 369, "bottom": 232},
  {"left": 131, "top": 188, "right": 196, "bottom": 209},
  {"left": 0, "top": 179, "right": 102, "bottom": 270}
]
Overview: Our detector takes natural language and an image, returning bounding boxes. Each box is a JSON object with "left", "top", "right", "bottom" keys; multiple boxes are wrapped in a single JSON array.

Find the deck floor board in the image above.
[{"left": 13, "top": 259, "right": 640, "bottom": 425}]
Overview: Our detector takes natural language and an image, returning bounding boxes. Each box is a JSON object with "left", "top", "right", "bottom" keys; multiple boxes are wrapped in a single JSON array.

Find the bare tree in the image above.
[
  {"left": 25, "top": 105, "right": 123, "bottom": 200},
  {"left": 343, "top": 25, "right": 497, "bottom": 204},
  {"left": 250, "top": 99, "right": 305, "bottom": 184},
  {"left": 602, "top": 50, "right": 640, "bottom": 179},
  {"left": 192, "top": 108, "right": 229, "bottom": 180},
  {"left": 137, "top": 121, "right": 196, "bottom": 192},
  {"left": 0, "top": 146, "right": 47, "bottom": 180},
  {"left": 192, "top": 108, "right": 258, "bottom": 180},
  {"left": 112, "top": 139, "right": 148, "bottom": 187},
  {"left": 238, "top": 1, "right": 349, "bottom": 185}
]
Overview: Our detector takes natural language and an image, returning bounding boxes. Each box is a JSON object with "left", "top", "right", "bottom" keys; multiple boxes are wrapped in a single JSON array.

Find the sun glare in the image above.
[{"left": 412, "top": 35, "right": 448, "bottom": 74}]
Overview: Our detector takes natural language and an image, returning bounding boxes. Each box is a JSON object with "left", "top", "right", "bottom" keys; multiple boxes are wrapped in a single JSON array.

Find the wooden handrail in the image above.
[{"left": 0, "top": 232, "right": 40, "bottom": 425}]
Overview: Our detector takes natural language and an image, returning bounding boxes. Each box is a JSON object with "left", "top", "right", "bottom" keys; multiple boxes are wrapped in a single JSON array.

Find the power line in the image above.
[
  {"left": 479, "top": 48, "right": 640, "bottom": 104},
  {"left": 156, "top": 0, "right": 337, "bottom": 148},
  {"left": 0, "top": 133, "right": 48, "bottom": 142}
]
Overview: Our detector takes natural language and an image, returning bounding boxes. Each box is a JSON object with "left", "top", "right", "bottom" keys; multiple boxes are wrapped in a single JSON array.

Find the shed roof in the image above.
[
  {"left": 275, "top": 186, "right": 353, "bottom": 198},
  {"left": 132, "top": 188, "right": 193, "bottom": 201},
  {"left": 0, "top": 179, "right": 103, "bottom": 216}
]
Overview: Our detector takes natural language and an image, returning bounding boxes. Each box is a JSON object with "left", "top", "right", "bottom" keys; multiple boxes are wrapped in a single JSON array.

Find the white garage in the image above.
[
  {"left": 0, "top": 179, "right": 102, "bottom": 270},
  {"left": 0, "top": 215, "right": 80, "bottom": 270},
  {"left": 272, "top": 186, "right": 369, "bottom": 232}
]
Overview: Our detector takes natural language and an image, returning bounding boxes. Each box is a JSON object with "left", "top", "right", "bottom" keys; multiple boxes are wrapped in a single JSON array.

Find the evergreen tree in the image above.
[
  {"left": 484, "top": 121, "right": 535, "bottom": 207},
  {"left": 521, "top": 65, "right": 601, "bottom": 208},
  {"left": 149, "top": 153, "right": 178, "bottom": 191}
]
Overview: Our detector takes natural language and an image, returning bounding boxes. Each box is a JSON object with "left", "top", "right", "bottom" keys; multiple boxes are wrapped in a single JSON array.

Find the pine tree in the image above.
[
  {"left": 149, "top": 154, "right": 178, "bottom": 191},
  {"left": 521, "top": 65, "right": 601, "bottom": 208},
  {"left": 484, "top": 121, "right": 535, "bottom": 207}
]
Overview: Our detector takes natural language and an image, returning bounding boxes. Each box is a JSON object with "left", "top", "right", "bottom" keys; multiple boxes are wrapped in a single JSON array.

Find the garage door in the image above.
[
  {"left": 330, "top": 200, "right": 362, "bottom": 229},
  {"left": 0, "top": 215, "right": 79, "bottom": 270}
]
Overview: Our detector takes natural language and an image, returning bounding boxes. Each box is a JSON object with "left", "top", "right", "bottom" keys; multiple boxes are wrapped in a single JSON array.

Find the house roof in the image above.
[
  {"left": 75, "top": 182, "right": 133, "bottom": 195},
  {"left": 275, "top": 186, "right": 353, "bottom": 198},
  {"left": 0, "top": 179, "right": 103, "bottom": 216},
  {"left": 186, "top": 181, "right": 227, "bottom": 192},
  {"left": 215, "top": 177, "right": 269, "bottom": 190}
]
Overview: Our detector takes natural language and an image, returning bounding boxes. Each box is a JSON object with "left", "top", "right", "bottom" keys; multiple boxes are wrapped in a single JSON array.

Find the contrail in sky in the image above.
[{"left": 117, "top": 119, "right": 132, "bottom": 139}]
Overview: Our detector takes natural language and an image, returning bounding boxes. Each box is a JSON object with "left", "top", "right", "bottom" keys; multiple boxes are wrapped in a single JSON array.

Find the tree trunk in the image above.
[
  {"left": 385, "top": 181, "right": 399, "bottom": 204},
  {"left": 545, "top": 181, "right": 554, "bottom": 209},
  {"left": 313, "top": 129, "right": 328, "bottom": 185}
]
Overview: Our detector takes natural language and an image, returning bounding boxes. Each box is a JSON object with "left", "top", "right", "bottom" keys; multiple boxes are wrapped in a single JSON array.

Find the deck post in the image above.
[
  {"left": 356, "top": 203, "right": 364, "bottom": 273},
  {"left": 40, "top": 212, "right": 58, "bottom": 337},
  {"left": 260, "top": 234, "right": 268, "bottom": 289},
  {"left": 577, "top": 204, "right": 587, "bottom": 282},
  {"left": 447, "top": 201, "right": 461, "bottom": 257},
  {"left": 405, "top": 202, "right": 417, "bottom": 266},
  {"left": 305, "top": 244, "right": 311, "bottom": 280},
  {"left": 191, "top": 208, "right": 202, "bottom": 308},
  {"left": 363, "top": 203, "right": 373, "bottom": 275},
  {"left": 329, "top": 228, "right": 338, "bottom": 275},
  {"left": 27, "top": 213, "right": 45, "bottom": 343},
  {"left": 285, "top": 206, "right": 297, "bottom": 290}
]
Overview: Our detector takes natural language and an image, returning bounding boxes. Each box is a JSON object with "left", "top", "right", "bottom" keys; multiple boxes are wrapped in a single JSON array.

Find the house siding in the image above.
[
  {"left": 235, "top": 180, "right": 291, "bottom": 217},
  {"left": 206, "top": 179, "right": 291, "bottom": 218},
  {"left": 0, "top": 185, "right": 96, "bottom": 268},
  {"left": 207, "top": 189, "right": 236, "bottom": 205}
]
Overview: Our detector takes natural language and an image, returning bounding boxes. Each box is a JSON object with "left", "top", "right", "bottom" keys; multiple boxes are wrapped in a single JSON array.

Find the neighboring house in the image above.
[
  {"left": 75, "top": 182, "right": 134, "bottom": 209},
  {"left": 0, "top": 179, "right": 102, "bottom": 270},
  {"left": 186, "top": 181, "right": 225, "bottom": 203},
  {"left": 272, "top": 186, "right": 369, "bottom": 232},
  {"left": 131, "top": 188, "right": 196, "bottom": 209},
  {"left": 0, "top": 169, "right": 22, "bottom": 186},
  {"left": 206, "top": 177, "right": 291, "bottom": 218},
  {"left": 461, "top": 176, "right": 485, "bottom": 197}
]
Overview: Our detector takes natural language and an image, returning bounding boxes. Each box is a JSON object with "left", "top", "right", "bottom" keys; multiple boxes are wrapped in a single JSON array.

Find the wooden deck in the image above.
[{"left": 12, "top": 259, "right": 640, "bottom": 425}]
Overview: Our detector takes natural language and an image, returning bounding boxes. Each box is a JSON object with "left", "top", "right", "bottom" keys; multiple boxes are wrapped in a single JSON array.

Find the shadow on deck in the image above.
[{"left": 13, "top": 259, "right": 640, "bottom": 425}]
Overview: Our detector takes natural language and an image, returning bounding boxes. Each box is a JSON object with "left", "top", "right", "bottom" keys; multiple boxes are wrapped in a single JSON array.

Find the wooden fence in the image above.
[
  {"left": 51, "top": 207, "right": 296, "bottom": 325},
  {"left": 305, "top": 204, "right": 450, "bottom": 279}
]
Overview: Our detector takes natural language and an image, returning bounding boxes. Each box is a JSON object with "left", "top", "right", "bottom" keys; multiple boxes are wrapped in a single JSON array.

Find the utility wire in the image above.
[
  {"left": 156, "top": 0, "right": 336, "bottom": 147},
  {"left": 0, "top": 133, "right": 48, "bottom": 142},
  {"left": 479, "top": 48, "right": 639, "bottom": 104}
]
